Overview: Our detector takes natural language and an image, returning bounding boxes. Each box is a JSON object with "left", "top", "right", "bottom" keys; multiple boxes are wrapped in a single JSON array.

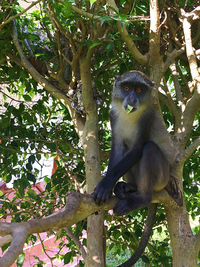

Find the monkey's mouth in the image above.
[{"left": 125, "top": 105, "right": 137, "bottom": 113}]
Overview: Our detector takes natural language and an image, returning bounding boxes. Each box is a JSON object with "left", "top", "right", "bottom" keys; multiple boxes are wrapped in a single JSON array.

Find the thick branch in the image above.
[
  {"left": 116, "top": 23, "right": 148, "bottom": 66},
  {"left": 0, "top": 192, "right": 116, "bottom": 267},
  {"left": 149, "top": 0, "right": 162, "bottom": 78},
  {"left": 181, "top": 10, "right": 200, "bottom": 87},
  {"left": 0, "top": 190, "right": 172, "bottom": 267},
  {"left": 158, "top": 90, "right": 181, "bottom": 127},
  {"left": 0, "top": 235, "right": 12, "bottom": 246},
  {"left": 195, "top": 229, "right": 200, "bottom": 253},
  {"left": 174, "top": 8, "right": 200, "bottom": 144}
]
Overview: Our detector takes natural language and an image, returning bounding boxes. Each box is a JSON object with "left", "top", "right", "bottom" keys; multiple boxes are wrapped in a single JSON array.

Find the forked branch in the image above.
[
  {"left": 12, "top": 19, "right": 85, "bottom": 141},
  {"left": 0, "top": 189, "right": 173, "bottom": 267},
  {"left": 0, "top": 192, "right": 117, "bottom": 267}
]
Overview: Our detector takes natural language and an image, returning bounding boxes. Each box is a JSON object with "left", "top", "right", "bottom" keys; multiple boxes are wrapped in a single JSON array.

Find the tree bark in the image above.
[
  {"left": 148, "top": 1, "right": 200, "bottom": 266},
  {"left": 79, "top": 55, "right": 105, "bottom": 267},
  {"left": 165, "top": 204, "right": 198, "bottom": 267}
]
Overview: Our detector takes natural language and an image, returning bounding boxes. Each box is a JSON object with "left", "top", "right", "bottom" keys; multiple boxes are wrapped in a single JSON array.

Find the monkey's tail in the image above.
[{"left": 117, "top": 203, "right": 157, "bottom": 267}]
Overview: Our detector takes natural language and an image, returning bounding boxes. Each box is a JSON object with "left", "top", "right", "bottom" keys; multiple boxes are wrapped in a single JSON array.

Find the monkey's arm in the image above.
[{"left": 93, "top": 142, "right": 143, "bottom": 205}]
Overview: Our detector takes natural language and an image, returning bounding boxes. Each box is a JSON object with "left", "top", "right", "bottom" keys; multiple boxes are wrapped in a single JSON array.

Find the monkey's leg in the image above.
[
  {"left": 114, "top": 141, "right": 169, "bottom": 215},
  {"left": 114, "top": 181, "right": 137, "bottom": 199}
]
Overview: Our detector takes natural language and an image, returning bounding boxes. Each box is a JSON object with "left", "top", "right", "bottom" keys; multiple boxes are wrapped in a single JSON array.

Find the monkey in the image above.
[{"left": 92, "top": 70, "right": 182, "bottom": 265}]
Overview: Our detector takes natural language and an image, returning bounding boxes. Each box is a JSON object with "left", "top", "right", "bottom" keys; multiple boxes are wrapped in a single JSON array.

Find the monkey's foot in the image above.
[
  {"left": 113, "top": 199, "right": 136, "bottom": 216},
  {"left": 114, "top": 194, "right": 152, "bottom": 215},
  {"left": 114, "top": 182, "right": 136, "bottom": 199}
]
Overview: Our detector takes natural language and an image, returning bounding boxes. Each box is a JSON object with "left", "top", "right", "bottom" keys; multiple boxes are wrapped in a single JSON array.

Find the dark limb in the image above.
[
  {"left": 114, "top": 141, "right": 169, "bottom": 215},
  {"left": 93, "top": 144, "right": 143, "bottom": 205},
  {"left": 114, "top": 181, "right": 137, "bottom": 199},
  {"left": 117, "top": 203, "right": 157, "bottom": 267},
  {"left": 114, "top": 193, "right": 152, "bottom": 215}
]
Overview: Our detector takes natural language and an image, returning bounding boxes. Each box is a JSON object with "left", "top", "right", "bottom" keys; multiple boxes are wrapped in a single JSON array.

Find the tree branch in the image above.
[
  {"left": 173, "top": 7, "right": 200, "bottom": 145},
  {"left": 149, "top": 0, "right": 162, "bottom": 81},
  {"left": 170, "top": 62, "right": 184, "bottom": 103},
  {"left": 47, "top": 3, "right": 77, "bottom": 55},
  {"left": 106, "top": 0, "right": 148, "bottom": 66},
  {"left": 0, "top": 189, "right": 173, "bottom": 267},
  {"left": 66, "top": 227, "right": 87, "bottom": 259},
  {"left": 175, "top": 93, "right": 200, "bottom": 146},
  {"left": 163, "top": 47, "right": 185, "bottom": 75},
  {"left": 12, "top": 20, "right": 85, "bottom": 141},
  {"left": 0, "top": 192, "right": 116, "bottom": 267},
  {"left": 179, "top": 137, "right": 200, "bottom": 165},
  {"left": 158, "top": 90, "right": 181, "bottom": 127},
  {"left": 0, "top": 235, "right": 12, "bottom": 246},
  {"left": 195, "top": 228, "right": 200, "bottom": 253},
  {"left": 181, "top": 9, "right": 200, "bottom": 88}
]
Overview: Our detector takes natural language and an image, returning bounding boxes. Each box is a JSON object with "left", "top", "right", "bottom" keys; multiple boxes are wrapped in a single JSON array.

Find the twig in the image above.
[
  {"left": 170, "top": 62, "right": 184, "bottom": 103},
  {"left": 66, "top": 227, "right": 87, "bottom": 259},
  {"left": 0, "top": 0, "right": 42, "bottom": 32},
  {"left": 107, "top": 0, "right": 148, "bottom": 66},
  {"left": 37, "top": 234, "right": 54, "bottom": 267},
  {"left": 164, "top": 47, "right": 185, "bottom": 73}
]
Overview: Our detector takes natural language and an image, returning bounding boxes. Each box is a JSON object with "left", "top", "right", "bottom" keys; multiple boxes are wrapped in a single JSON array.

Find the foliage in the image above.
[{"left": 0, "top": 0, "right": 200, "bottom": 266}]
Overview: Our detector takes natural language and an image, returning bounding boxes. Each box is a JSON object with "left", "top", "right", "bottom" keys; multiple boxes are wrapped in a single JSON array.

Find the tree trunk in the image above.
[
  {"left": 164, "top": 166, "right": 199, "bottom": 267},
  {"left": 165, "top": 203, "right": 198, "bottom": 267},
  {"left": 79, "top": 55, "right": 105, "bottom": 267},
  {"left": 148, "top": 1, "right": 199, "bottom": 265}
]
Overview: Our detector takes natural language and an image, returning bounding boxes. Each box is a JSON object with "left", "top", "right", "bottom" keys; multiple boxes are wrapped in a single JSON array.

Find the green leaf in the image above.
[
  {"left": 27, "top": 173, "right": 36, "bottom": 183},
  {"left": 63, "top": 0, "right": 72, "bottom": 17},
  {"left": 89, "top": 42, "right": 101, "bottom": 50},
  {"left": 16, "top": 253, "right": 25, "bottom": 267},
  {"left": 89, "top": 0, "right": 97, "bottom": 7},
  {"left": 64, "top": 252, "right": 72, "bottom": 264},
  {"left": 100, "top": 16, "right": 110, "bottom": 25},
  {"left": 28, "top": 155, "right": 35, "bottom": 164},
  {"left": 27, "top": 189, "right": 37, "bottom": 198},
  {"left": 23, "top": 95, "right": 32, "bottom": 102},
  {"left": 105, "top": 42, "right": 114, "bottom": 52}
]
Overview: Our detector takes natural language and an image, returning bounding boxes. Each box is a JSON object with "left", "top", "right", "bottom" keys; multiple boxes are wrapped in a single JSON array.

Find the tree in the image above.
[{"left": 0, "top": 0, "right": 200, "bottom": 266}]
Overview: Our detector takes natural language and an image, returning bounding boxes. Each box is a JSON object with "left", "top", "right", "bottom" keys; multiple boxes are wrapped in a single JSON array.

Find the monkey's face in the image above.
[{"left": 113, "top": 71, "right": 154, "bottom": 113}]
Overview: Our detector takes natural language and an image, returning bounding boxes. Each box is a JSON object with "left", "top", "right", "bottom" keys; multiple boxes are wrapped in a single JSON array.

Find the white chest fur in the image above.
[{"left": 114, "top": 111, "right": 139, "bottom": 147}]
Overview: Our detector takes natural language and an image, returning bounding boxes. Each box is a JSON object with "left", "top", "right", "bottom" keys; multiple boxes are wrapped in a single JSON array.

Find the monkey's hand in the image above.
[{"left": 92, "top": 177, "right": 113, "bottom": 205}]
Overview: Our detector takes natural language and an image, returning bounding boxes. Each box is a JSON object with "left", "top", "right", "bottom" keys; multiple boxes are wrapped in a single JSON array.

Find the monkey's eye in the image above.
[
  {"left": 135, "top": 88, "right": 143, "bottom": 93},
  {"left": 124, "top": 86, "right": 130, "bottom": 91}
]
